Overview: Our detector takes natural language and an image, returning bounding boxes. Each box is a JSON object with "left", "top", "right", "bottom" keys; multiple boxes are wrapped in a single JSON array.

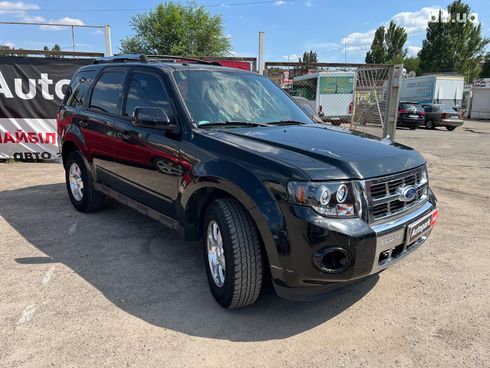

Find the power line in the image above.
[{"left": 0, "top": 0, "right": 295, "bottom": 12}]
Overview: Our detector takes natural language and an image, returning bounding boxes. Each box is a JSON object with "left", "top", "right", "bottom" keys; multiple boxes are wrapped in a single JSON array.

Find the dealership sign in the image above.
[{"left": 0, "top": 56, "right": 92, "bottom": 160}]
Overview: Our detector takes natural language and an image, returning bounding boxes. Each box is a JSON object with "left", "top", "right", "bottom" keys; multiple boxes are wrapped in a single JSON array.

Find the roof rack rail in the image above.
[
  {"left": 93, "top": 54, "right": 221, "bottom": 66},
  {"left": 93, "top": 54, "right": 148, "bottom": 64},
  {"left": 146, "top": 55, "right": 220, "bottom": 65}
]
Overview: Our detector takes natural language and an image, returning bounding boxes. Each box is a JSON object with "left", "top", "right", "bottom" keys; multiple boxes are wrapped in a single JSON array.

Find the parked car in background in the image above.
[
  {"left": 420, "top": 103, "right": 464, "bottom": 131},
  {"left": 397, "top": 101, "right": 425, "bottom": 130}
]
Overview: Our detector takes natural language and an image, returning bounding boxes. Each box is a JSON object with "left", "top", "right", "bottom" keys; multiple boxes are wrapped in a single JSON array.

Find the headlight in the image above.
[{"left": 287, "top": 181, "right": 358, "bottom": 218}]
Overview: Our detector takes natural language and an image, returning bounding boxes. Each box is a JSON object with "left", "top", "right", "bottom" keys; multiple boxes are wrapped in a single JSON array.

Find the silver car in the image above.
[{"left": 420, "top": 104, "right": 464, "bottom": 131}]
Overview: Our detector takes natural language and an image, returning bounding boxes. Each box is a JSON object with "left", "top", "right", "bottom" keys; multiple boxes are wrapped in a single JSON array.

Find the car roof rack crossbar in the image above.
[{"left": 93, "top": 54, "right": 148, "bottom": 64}]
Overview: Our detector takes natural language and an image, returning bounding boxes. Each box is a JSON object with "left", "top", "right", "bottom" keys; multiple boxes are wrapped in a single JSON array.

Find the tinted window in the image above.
[
  {"left": 65, "top": 70, "right": 97, "bottom": 107},
  {"left": 124, "top": 72, "right": 172, "bottom": 117},
  {"left": 89, "top": 71, "right": 125, "bottom": 114},
  {"left": 422, "top": 105, "right": 432, "bottom": 112}
]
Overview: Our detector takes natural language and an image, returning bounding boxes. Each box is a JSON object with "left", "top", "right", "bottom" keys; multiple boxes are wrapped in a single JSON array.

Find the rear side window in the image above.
[
  {"left": 124, "top": 72, "right": 173, "bottom": 117},
  {"left": 89, "top": 71, "right": 125, "bottom": 114},
  {"left": 64, "top": 70, "right": 97, "bottom": 107}
]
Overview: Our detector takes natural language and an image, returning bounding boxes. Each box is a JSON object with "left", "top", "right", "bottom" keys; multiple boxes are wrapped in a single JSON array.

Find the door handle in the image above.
[
  {"left": 78, "top": 119, "right": 89, "bottom": 128},
  {"left": 118, "top": 131, "right": 131, "bottom": 141}
]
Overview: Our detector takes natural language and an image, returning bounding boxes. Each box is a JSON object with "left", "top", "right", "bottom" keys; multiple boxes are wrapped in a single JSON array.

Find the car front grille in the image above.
[{"left": 366, "top": 167, "right": 428, "bottom": 222}]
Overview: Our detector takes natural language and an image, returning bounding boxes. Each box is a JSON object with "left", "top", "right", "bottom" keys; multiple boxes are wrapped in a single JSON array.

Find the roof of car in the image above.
[{"left": 78, "top": 54, "right": 248, "bottom": 74}]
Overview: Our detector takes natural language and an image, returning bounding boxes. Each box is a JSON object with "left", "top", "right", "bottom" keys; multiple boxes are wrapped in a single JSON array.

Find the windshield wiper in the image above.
[
  {"left": 197, "top": 121, "right": 269, "bottom": 128},
  {"left": 264, "top": 120, "right": 307, "bottom": 126}
]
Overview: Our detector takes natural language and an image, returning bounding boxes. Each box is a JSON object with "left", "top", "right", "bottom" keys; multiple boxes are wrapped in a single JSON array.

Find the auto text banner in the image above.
[{"left": 0, "top": 56, "right": 92, "bottom": 160}]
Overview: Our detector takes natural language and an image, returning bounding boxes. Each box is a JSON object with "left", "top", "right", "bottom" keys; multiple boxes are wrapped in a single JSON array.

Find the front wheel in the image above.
[
  {"left": 203, "top": 198, "right": 263, "bottom": 309},
  {"left": 65, "top": 151, "right": 105, "bottom": 212},
  {"left": 409, "top": 125, "right": 417, "bottom": 130},
  {"left": 446, "top": 126, "right": 456, "bottom": 131}
]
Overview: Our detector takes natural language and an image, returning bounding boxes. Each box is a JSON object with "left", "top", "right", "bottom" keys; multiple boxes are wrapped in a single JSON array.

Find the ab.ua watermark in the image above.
[{"left": 430, "top": 12, "right": 478, "bottom": 24}]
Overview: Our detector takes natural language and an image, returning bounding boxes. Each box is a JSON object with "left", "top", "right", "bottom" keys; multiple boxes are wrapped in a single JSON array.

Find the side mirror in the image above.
[{"left": 132, "top": 107, "right": 172, "bottom": 129}]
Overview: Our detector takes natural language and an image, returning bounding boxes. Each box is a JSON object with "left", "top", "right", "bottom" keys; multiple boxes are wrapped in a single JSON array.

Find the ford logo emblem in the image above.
[{"left": 398, "top": 186, "right": 417, "bottom": 202}]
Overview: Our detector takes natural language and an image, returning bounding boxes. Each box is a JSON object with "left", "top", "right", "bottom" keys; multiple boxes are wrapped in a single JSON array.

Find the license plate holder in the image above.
[{"left": 406, "top": 212, "right": 433, "bottom": 244}]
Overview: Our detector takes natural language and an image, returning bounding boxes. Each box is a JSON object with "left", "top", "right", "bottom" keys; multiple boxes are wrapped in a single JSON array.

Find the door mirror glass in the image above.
[{"left": 132, "top": 107, "right": 171, "bottom": 129}]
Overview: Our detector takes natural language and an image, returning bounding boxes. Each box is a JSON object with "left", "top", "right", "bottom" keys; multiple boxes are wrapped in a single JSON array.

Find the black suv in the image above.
[{"left": 58, "top": 55, "right": 438, "bottom": 308}]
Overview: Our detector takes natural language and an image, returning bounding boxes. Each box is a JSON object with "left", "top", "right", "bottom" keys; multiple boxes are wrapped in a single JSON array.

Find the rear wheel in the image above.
[
  {"left": 446, "top": 126, "right": 456, "bottom": 131},
  {"left": 203, "top": 198, "right": 263, "bottom": 309},
  {"left": 409, "top": 125, "right": 417, "bottom": 130},
  {"left": 426, "top": 120, "right": 435, "bottom": 130},
  {"left": 65, "top": 151, "right": 105, "bottom": 212}
]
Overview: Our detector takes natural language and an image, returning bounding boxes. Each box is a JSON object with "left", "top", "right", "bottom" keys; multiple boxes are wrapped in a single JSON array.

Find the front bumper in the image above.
[{"left": 270, "top": 195, "right": 437, "bottom": 301}]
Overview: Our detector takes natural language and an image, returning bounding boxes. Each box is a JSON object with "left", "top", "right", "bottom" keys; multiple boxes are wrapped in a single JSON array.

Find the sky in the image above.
[{"left": 0, "top": 0, "right": 489, "bottom": 62}]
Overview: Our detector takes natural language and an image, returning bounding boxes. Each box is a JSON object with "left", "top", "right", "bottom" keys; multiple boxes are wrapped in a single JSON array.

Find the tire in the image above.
[
  {"left": 65, "top": 151, "right": 105, "bottom": 212},
  {"left": 446, "top": 126, "right": 456, "bottom": 131},
  {"left": 426, "top": 120, "right": 435, "bottom": 130},
  {"left": 409, "top": 125, "right": 417, "bottom": 130},
  {"left": 203, "top": 198, "right": 263, "bottom": 309},
  {"left": 331, "top": 121, "right": 341, "bottom": 126}
]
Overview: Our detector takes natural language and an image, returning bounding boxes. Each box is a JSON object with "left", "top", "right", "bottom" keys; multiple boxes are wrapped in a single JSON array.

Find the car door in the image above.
[
  {"left": 82, "top": 68, "right": 127, "bottom": 181},
  {"left": 111, "top": 68, "right": 182, "bottom": 219}
]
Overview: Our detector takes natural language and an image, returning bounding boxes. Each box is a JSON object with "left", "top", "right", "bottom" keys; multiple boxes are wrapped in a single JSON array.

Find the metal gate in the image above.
[{"left": 264, "top": 62, "right": 402, "bottom": 140}]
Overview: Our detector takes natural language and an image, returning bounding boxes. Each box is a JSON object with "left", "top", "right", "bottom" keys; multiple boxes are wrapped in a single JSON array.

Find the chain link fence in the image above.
[{"left": 264, "top": 62, "right": 402, "bottom": 140}]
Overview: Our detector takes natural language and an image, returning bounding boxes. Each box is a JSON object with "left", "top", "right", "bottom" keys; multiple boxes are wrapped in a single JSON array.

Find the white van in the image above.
[{"left": 292, "top": 71, "right": 355, "bottom": 125}]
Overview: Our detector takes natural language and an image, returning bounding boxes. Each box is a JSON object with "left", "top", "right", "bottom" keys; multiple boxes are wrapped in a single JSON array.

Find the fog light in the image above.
[{"left": 313, "top": 247, "right": 352, "bottom": 273}]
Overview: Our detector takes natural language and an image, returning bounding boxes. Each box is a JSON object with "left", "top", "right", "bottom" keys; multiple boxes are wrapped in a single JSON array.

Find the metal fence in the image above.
[{"left": 264, "top": 62, "right": 403, "bottom": 140}]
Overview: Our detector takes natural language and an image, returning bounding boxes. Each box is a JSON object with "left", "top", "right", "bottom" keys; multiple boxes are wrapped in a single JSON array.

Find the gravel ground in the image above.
[{"left": 0, "top": 120, "right": 489, "bottom": 368}]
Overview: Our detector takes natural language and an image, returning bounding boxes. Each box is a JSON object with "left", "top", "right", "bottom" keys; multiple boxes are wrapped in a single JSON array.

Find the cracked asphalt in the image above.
[{"left": 0, "top": 120, "right": 489, "bottom": 367}]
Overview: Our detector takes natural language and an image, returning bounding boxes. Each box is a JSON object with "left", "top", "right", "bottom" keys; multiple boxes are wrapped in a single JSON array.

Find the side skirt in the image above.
[{"left": 94, "top": 182, "right": 183, "bottom": 233}]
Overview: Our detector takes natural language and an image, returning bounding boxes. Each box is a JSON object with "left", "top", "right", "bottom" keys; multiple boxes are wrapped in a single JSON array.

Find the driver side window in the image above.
[{"left": 124, "top": 72, "right": 174, "bottom": 119}]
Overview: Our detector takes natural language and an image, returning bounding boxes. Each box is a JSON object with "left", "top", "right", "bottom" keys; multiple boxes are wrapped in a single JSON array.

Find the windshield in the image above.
[
  {"left": 401, "top": 103, "right": 424, "bottom": 112},
  {"left": 173, "top": 69, "right": 314, "bottom": 126}
]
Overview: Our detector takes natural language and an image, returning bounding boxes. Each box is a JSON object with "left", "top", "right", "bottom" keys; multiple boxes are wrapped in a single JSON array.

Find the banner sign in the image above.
[{"left": 0, "top": 56, "right": 92, "bottom": 160}]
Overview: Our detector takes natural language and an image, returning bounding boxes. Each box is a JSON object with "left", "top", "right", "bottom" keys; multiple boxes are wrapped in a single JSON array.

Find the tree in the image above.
[
  {"left": 299, "top": 50, "right": 317, "bottom": 63},
  {"left": 365, "top": 26, "right": 386, "bottom": 63},
  {"left": 120, "top": 1, "right": 231, "bottom": 56},
  {"left": 480, "top": 53, "right": 490, "bottom": 78},
  {"left": 419, "top": 1, "right": 489, "bottom": 82},
  {"left": 385, "top": 21, "right": 407, "bottom": 61},
  {"left": 366, "top": 21, "right": 407, "bottom": 64},
  {"left": 43, "top": 44, "right": 62, "bottom": 58}
]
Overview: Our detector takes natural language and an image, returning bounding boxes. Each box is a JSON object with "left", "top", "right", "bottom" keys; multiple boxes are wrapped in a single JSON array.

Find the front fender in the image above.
[{"left": 180, "top": 160, "right": 285, "bottom": 267}]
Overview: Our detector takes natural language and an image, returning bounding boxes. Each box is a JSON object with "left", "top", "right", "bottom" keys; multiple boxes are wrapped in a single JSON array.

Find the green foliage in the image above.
[
  {"left": 419, "top": 0, "right": 489, "bottom": 82},
  {"left": 299, "top": 50, "right": 318, "bottom": 63},
  {"left": 385, "top": 21, "right": 407, "bottom": 61},
  {"left": 43, "top": 44, "right": 62, "bottom": 58},
  {"left": 120, "top": 1, "right": 231, "bottom": 56},
  {"left": 365, "top": 26, "right": 386, "bottom": 63},
  {"left": 366, "top": 22, "right": 407, "bottom": 64}
]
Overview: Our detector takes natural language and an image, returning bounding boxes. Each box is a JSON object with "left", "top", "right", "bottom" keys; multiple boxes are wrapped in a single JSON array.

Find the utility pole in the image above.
[
  {"left": 258, "top": 32, "right": 265, "bottom": 74},
  {"left": 104, "top": 25, "right": 112, "bottom": 56},
  {"left": 71, "top": 26, "right": 76, "bottom": 52}
]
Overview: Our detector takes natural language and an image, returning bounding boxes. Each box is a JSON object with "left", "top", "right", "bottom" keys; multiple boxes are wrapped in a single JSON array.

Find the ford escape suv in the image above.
[{"left": 57, "top": 55, "right": 438, "bottom": 309}]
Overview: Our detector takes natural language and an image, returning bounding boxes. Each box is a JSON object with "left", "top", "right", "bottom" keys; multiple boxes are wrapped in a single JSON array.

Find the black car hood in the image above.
[{"left": 205, "top": 124, "right": 425, "bottom": 180}]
